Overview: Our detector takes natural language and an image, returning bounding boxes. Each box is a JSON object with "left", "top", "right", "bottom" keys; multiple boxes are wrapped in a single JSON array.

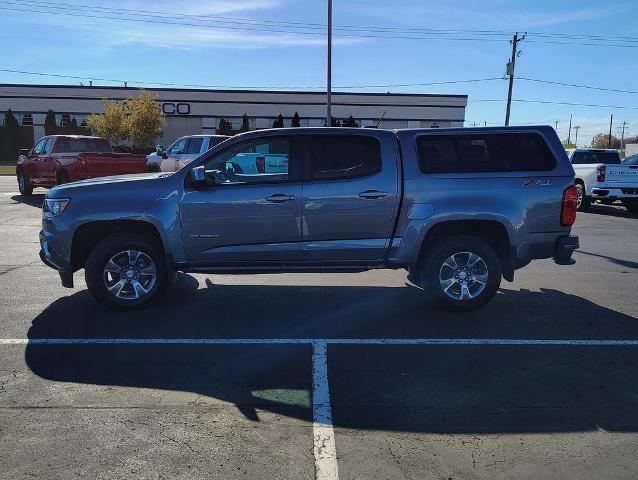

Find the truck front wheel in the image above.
[
  {"left": 420, "top": 235, "right": 501, "bottom": 311},
  {"left": 85, "top": 233, "right": 167, "bottom": 309}
]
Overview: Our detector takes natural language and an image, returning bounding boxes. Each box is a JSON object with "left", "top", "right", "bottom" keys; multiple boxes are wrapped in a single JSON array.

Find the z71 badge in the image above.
[{"left": 523, "top": 178, "right": 553, "bottom": 186}]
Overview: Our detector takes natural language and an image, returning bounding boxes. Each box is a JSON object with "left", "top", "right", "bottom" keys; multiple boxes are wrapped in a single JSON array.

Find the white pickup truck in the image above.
[{"left": 568, "top": 148, "right": 638, "bottom": 213}]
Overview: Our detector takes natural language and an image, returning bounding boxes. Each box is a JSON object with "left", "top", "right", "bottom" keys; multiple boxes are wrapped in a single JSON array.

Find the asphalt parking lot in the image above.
[{"left": 1, "top": 175, "right": 637, "bottom": 480}]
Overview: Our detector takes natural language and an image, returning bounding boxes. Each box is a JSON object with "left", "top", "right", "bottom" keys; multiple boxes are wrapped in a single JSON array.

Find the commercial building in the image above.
[{"left": 0, "top": 83, "right": 468, "bottom": 145}]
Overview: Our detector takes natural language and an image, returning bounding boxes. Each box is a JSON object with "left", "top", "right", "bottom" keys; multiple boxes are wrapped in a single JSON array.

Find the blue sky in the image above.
[{"left": 0, "top": 0, "right": 636, "bottom": 145}]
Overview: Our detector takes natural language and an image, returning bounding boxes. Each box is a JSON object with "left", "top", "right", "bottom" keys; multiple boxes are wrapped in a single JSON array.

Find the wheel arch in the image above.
[
  {"left": 71, "top": 220, "right": 167, "bottom": 271},
  {"left": 413, "top": 219, "right": 513, "bottom": 283}
]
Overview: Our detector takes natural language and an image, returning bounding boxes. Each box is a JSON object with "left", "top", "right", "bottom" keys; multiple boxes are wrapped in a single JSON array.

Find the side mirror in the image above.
[
  {"left": 189, "top": 166, "right": 208, "bottom": 188},
  {"left": 156, "top": 145, "right": 168, "bottom": 159},
  {"left": 19, "top": 148, "right": 30, "bottom": 157}
]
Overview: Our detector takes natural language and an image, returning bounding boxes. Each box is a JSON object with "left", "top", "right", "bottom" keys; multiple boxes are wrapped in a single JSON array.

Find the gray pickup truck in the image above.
[{"left": 39, "top": 127, "right": 579, "bottom": 311}]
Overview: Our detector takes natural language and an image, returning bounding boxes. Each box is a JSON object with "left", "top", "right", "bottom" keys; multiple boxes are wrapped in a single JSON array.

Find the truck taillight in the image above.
[
  {"left": 561, "top": 185, "right": 578, "bottom": 226},
  {"left": 596, "top": 165, "right": 606, "bottom": 182},
  {"left": 256, "top": 156, "right": 265, "bottom": 173}
]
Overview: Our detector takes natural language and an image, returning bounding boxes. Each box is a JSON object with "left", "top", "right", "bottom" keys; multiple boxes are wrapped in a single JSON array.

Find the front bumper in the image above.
[
  {"left": 39, "top": 227, "right": 74, "bottom": 288},
  {"left": 553, "top": 235, "right": 579, "bottom": 266},
  {"left": 39, "top": 248, "right": 74, "bottom": 288}
]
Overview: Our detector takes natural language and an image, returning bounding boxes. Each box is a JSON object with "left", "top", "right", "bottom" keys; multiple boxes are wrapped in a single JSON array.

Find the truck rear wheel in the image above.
[
  {"left": 17, "top": 170, "right": 33, "bottom": 196},
  {"left": 85, "top": 233, "right": 167, "bottom": 309},
  {"left": 419, "top": 235, "right": 501, "bottom": 311}
]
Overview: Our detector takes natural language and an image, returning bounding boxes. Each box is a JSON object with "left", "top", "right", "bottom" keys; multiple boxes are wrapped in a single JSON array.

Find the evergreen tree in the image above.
[
  {"left": 239, "top": 114, "right": 250, "bottom": 133},
  {"left": 291, "top": 112, "right": 301, "bottom": 127},
  {"left": 342, "top": 115, "right": 359, "bottom": 128},
  {"left": 3, "top": 110, "right": 20, "bottom": 162},
  {"left": 69, "top": 118, "right": 78, "bottom": 134},
  {"left": 272, "top": 114, "right": 284, "bottom": 128},
  {"left": 218, "top": 118, "right": 233, "bottom": 135},
  {"left": 330, "top": 117, "right": 341, "bottom": 127},
  {"left": 44, "top": 109, "right": 57, "bottom": 135}
]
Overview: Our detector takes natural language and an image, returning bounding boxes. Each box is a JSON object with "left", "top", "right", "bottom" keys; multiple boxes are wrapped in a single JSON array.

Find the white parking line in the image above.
[
  {"left": 5, "top": 336, "right": 638, "bottom": 480},
  {"left": 312, "top": 341, "right": 339, "bottom": 480}
]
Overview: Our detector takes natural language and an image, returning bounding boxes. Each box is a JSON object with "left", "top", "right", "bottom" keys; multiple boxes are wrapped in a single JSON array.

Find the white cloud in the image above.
[{"left": 4, "top": 0, "right": 363, "bottom": 50}]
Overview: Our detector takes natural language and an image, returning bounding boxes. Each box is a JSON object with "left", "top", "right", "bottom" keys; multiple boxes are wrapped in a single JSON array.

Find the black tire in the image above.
[
  {"left": 419, "top": 235, "right": 502, "bottom": 311},
  {"left": 575, "top": 183, "right": 590, "bottom": 211},
  {"left": 17, "top": 170, "right": 33, "bottom": 196},
  {"left": 57, "top": 170, "right": 70, "bottom": 185},
  {"left": 626, "top": 202, "right": 638, "bottom": 215},
  {"left": 85, "top": 233, "right": 167, "bottom": 309}
]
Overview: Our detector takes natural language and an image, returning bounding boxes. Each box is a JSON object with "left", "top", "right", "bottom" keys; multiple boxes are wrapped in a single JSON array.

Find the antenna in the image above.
[{"left": 375, "top": 111, "right": 387, "bottom": 129}]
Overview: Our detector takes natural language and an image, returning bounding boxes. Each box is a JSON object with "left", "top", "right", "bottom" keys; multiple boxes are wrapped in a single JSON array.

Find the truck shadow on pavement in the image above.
[
  {"left": 25, "top": 275, "right": 638, "bottom": 433},
  {"left": 10, "top": 194, "right": 45, "bottom": 208},
  {"left": 585, "top": 204, "right": 638, "bottom": 219}
]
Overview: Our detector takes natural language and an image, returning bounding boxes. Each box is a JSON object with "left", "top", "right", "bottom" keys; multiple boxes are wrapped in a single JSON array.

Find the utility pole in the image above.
[
  {"left": 574, "top": 125, "right": 580, "bottom": 146},
  {"left": 326, "top": 0, "right": 332, "bottom": 127},
  {"left": 608, "top": 114, "right": 613, "bottom": 148},
  {"left": 618, "top": 121, "right": 628, "bottom": 155},
  {"left": 505, "top": 32, "right": 525, "bottom": 126},
  {"left": 567, "top": 114, "right": 573, "bottom": 145}
]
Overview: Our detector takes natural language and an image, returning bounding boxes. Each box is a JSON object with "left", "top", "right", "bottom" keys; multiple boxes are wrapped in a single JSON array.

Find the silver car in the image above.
[{"left": 147, "top": 135, "right": 229, "bottom": 172}]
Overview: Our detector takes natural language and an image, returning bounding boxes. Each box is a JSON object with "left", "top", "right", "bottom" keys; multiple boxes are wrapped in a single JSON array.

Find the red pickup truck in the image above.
[{"left": 16, "top": 135, "right": 148, "bottom": 195}]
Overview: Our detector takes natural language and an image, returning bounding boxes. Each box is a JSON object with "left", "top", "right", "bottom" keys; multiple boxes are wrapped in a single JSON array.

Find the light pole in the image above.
[{"left": 326, "top": 0, "right": 332, "bottom": 127}]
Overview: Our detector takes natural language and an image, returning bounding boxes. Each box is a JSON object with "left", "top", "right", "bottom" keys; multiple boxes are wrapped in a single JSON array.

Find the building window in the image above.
[{"left": 21, "top": 114, "right": 34, "bottom": 126}]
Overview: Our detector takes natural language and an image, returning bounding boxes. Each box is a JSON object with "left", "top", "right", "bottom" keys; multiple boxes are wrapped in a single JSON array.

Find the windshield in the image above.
[
  {"left": 571, "top": 150, "right": 621, "bottom": 165},
  {"left": 54, "top": 138, "right": 112, "bottom": 153}
]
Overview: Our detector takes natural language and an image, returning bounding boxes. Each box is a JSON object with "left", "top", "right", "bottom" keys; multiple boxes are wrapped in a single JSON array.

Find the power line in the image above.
[
  {"left": 3, "top": 0, "right": 638, "bottom": 47},
  {"left": 470, "top": 99, "right": 638, "bottom": 110},
  {"left": 518, "top": 77, "right": 638, "bottom": 95},
  {"left": 0, "top": 68, "right": 503, "bottom": 90},
  {"left": 7, "top": 0, "right": 638, "bottom": 43}
]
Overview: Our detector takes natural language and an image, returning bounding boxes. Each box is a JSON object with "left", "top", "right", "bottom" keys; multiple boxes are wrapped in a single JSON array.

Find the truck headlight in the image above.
[{"left": 43, "top": 198, "right": 70, "bottom": 215}]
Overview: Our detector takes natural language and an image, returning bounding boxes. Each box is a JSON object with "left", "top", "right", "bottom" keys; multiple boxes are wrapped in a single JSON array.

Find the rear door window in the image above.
[
  {"left": 186, "top": 137, "right": 204, "bottom": 154},
  {"left": 571, "top": 150, "right": 621, "bottom": 165},
  {"left": 417, "top": 133, "right": 556, "bottom": 173},
  {"left": 309, "top": 135, "right": 382, "bottom": 180}
]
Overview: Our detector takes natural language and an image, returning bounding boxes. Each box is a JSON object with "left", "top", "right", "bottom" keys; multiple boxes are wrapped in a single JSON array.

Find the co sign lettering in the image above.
[{"left": 162, "top": 103, "right": 191, "bottom": 115}]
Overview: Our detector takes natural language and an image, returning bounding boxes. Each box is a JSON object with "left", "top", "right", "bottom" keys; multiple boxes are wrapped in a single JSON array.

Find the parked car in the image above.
[
  {"left": 623, "top": 153, "right": 638, "bottom": 165},
  {"left": 147, "top": 135, "right": 229, "bottom": 172},
  {"left": 567, "top": 148, "right": 638, "bottom": 212},
  {"left": 39, "top": 126, "right": 579, "bottom": 311},
  {"left": 16, "top": 135, "right": 148, "bottom": 195}
]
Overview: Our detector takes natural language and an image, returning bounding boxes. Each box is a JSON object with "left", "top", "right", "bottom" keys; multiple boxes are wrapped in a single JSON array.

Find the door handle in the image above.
[
  {"left": 359, "top": 190, "right": 388, "bottom": 199},
  {"left": 266, "top": 194, "right": 295, "bottom": 203}
]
